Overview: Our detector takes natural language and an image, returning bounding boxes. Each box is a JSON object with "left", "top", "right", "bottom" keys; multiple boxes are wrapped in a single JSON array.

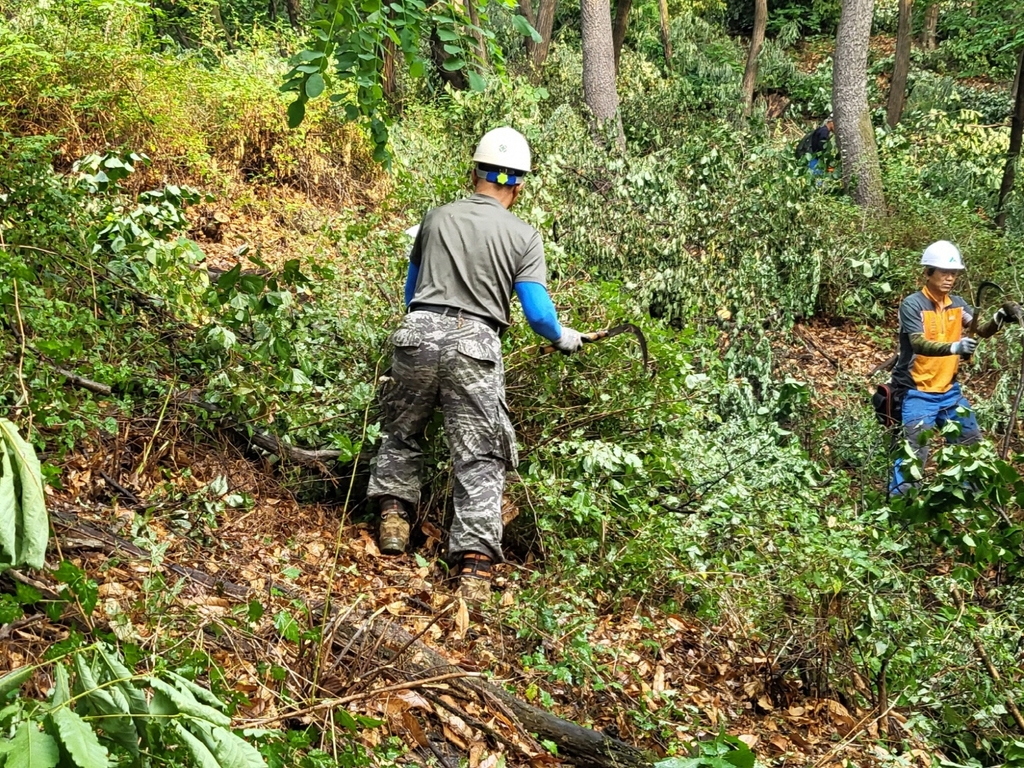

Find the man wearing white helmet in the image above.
[
  {"left": 889, "top": 240, "right": 1022, "bottom": 494},
  {"left": 367, "top": 127, "right": 585, "bottom": 602}
]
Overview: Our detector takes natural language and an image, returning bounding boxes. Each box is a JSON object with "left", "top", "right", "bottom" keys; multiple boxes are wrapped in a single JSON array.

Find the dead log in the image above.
[{"left": 48, "top": 506, "right": 655, "bottom": 768}]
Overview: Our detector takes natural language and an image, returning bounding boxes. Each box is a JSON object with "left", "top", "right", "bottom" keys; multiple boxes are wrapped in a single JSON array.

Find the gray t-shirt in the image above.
[{"left": 409, "top": 193, "right": 547, "bottom": 330}]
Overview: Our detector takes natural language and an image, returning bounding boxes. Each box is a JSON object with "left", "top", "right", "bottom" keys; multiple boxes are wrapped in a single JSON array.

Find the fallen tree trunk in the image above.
[{"left": 48, "top": 506, "right": 654, "bottom": 768}]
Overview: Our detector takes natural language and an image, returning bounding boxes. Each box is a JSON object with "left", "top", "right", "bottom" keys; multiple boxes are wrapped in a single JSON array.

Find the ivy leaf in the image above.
[
  {"left": 442, "top": 58, "right": 466, "bottom": 71},
  {"left": 3, "top": 722, "right": 59, "bottom": 768},
  {"left": 49, "top": 707, "right": 110, "bottom": 768},
  {"left": 286, "top": 99, "right": 306, "bottom": 129},
  {"left": 305, "top": 73, "right": 325, "bottom": 99}
]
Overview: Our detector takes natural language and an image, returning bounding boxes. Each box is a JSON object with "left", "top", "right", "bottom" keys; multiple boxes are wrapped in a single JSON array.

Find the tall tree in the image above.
[
  {"left": 740, "top": 0, "right": 767, "bottom": 118},
  {"left": 465, "top": 0, "right": 489, "bottom": 69},
  {"left": 833, "top": 0, "right": 885, "bottom": 211},
  {"left": 611, "top": 0, "right": 632, "bottom": 73},
  {"left": 996, "top": 47, "right": 1024, "bottom": 229},
  {"left": 522, "top": 0, "right": 558, "bottom": 69},
  {"left": 657, "top": 0, "right": 672, "bottom": 68},
  {"left": 886, "top": 0, "right": 912, "bottom": 127},
  {"left": 581, "top": 0, "right": 625, "bottom": 148},
  {"left": 920, "top": 1, "right": 938, "bottom": 50}
]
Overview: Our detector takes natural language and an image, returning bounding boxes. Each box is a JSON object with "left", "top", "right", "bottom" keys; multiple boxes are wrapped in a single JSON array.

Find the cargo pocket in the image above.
[{"left": 455, "top": 337, "right": 500, "bottom": 366}]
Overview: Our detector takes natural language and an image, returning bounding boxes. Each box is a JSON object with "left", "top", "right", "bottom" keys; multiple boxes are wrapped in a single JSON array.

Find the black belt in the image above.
[{"left": 408, "top": 303, "right": 502, "bottom": 334}]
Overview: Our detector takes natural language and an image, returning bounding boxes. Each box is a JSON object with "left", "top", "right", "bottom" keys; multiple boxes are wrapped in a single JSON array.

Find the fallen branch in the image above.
[{"left": 867, "top": 353, "right": 897, "bottom": 378}]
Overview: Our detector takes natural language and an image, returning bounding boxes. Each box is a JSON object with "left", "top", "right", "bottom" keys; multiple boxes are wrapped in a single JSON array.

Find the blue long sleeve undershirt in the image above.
[
  {"left": 404, "top": 261, "right": 419, "bottom": 308},
  {"left": 403, "top": 264, "right": 561, "bottom": 342},
  {"left": 515, "top": 281, "right": 562, "bottom": 342}
]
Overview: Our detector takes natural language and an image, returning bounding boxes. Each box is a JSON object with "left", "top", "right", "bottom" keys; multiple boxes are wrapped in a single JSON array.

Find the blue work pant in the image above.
[{"left": 890, "top": 383, "right": 982, "bottom": 495}]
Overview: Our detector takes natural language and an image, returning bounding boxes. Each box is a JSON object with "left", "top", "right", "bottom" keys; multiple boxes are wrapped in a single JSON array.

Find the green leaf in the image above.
[
  {"left": 49, "top": 707, "right": 110, "bottom": 768},
  {"left": 170, "top": 722, "right": 221, "bottom": 768},
  {"left": 286, "top": 99, "right": 306, "bottom": 129},
  {"left": 409, "top": 59, "right": 425, "bottom": 78},
  {"left": 191, "top": 722, "right": 267, "bottom": 768},
  {"left": 467, "top": 70, "right": 486, "bottom": 91},
  {"left": 148, "top": 678, "right": 231, "bottom": 727},
  {"left": 511, "top": 14, "right": 543, "bottom": 43},
  {"left": 442, "top": 58, "right": 465, "bottom": 71},
  {"left": 3, "top": 722, "right": 59, "bottom": 768},
  {"left": 166, "top": 672, "right": 227, "bottom": 712},
  {"left": 0, "top": 666, "right": 33, "bottom": 698},
  {"left": 435, "top": 27, "right": 458, "bottom": 41},
  {"left": 305, "top": 73, "right": 325, "bottom": 99},
  {"left": 73, "top": 654, "right": 138, "bottom": 755},
  {"left": 0, "top": 419, "right": 49, "bottom": 571}
]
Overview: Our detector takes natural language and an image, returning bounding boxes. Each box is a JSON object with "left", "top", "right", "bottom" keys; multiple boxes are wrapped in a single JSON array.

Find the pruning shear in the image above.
[{"left": 964, "top": 280, "right": 1005, "bottom": 361}]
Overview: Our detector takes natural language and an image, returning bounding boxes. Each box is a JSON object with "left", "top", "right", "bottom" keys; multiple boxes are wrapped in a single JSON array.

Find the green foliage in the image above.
[
  {"left": 935, "top": 0, "right": 1024, "bottom": 80},
  {"left": 0, "top": 644, "right": 275, "bottom": 768},
  {"left": 282, "top": 0, "right": 539, "bottom": 162},
  {"left": 0, "top": 420, "right": 49, "bottom": 572},
  {"left": 657, "top": 732, "right": 756, "bottom": 768}
]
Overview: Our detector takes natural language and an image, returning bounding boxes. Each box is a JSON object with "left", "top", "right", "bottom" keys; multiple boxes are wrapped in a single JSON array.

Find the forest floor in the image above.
[{"left": 3, "top": 188, "right": 945, "bottom": 768}]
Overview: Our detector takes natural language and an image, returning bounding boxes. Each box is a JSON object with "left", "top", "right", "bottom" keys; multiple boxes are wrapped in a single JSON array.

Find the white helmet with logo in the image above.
[
  {"left": 921, "top": 240, "right": 965, "bottom": 270},
  {"left": 473, "top": 127, "right": 531, "bottom": 174}
]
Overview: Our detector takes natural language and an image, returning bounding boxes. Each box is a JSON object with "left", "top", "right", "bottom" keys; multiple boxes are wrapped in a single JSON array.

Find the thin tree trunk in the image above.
[
  {"left": 285, "top": 0, "right": 301, "bottom": 30},
  {"left": 611, "top": 0, "right": 632, "bottom": 73},
  {"left": 996, "top": 47, "right": 1024, "bottom": 229},
  {"left": 210, "top": 3, "right": 234, "bottom": 50},
  {"left": 464, "top": 0, "right": 489, "bottom": 69},
  {"left": 581, "top": 0, "right": 625, "bottom": 149},
  {"left": 268, "top": 0, "right": 278, "bottom": 22},
  {"left": 920, "top": 2, "right": 938, "bottom": 50},
  {"left": 834, "top": 0, "right": 885, "bottom": 212},
  {"left": 657, "top": 0, "right": 672, "bottom": 67},
  {"left": 740, "top": 0, "right": 767, "bottom": 117},
  {"left": 528, "top": 0, "right": 558, "bottom": 68},
  {"left": 886, "top": 0, "right": 912, "bottom": 127}
]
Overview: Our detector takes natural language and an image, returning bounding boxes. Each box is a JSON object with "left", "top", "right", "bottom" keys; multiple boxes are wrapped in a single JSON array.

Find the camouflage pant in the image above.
[{"left": 367, "top": 311, "right": 518, "bottom": 562}]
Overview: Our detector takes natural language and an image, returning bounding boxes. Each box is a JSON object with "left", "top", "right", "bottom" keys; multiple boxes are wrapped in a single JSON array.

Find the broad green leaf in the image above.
[
  {"left": 52, "top": 665, "right": 71, "bottom": 708},
  {"left": 49, "top": 707, "right": 109, "bottom": 768},
  {"left": 73, "top": 654, "right": 137, "bottom": 755},
  {"left": 409, "top": 59, "right": 425, "bottom": 78},
  {"left": 305, "top": 73, "right": 325, "bottom": 99},
  {"left": 0, "top": 666, "right": 33, "bottom": 698},
  {"left": 511, "top": 14, "right": 543, "bottom": 43},
  {"left": 191, "top": 722, "right": 267, "bottom": 768},
  {"left": 148, "top": 678, "right": 231, "bottom": 727},
  {"left": 95, "top": 647, "right": 148, "bottom": 716},
  {"left": 170, "top": 722, "right": 220, "bottom": 768},
  {"left": 286, "top": 99, "right": 306, "bottom": 129},
  {"left": 467, "top": 70, "right": 486, "bottom": 91},
  {"left": 0, "top": 419, "right": 48, "bottom": 570},
  {"left": 166, "top": 672, "right": 226, "bottom": 712},
  {"left": 5, "top": 722, "right": 59, "bottom": 768},
  {"left": 442, "top": 58, "right": 465, "bottom": 71}
]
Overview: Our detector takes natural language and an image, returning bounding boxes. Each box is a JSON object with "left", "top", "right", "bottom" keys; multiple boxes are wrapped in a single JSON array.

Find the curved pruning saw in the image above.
[{"left": 536, "top": 322, "right": 652, "bottom": 374}]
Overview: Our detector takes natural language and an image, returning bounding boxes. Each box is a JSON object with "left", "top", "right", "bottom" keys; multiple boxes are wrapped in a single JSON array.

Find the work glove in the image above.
[
  {"left": 552, "top": 327, "right": 584, "bottom": 355},
  {"left": 995, "top": 302, "right": 1024, "bottom": 326},
  {"left": 951, "top": 338, "right": 978, "bottom": 356}
]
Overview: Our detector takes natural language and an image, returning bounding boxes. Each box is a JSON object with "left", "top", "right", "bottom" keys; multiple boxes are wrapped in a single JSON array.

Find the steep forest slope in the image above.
[{"left": 3, "top": 2, "right": 1024, "bottom": 768}]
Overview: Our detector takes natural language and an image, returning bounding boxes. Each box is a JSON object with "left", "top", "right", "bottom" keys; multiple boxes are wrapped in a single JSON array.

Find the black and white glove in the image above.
[
  {"left": 995, "top": 302, "right": 1024, "bottom": 326},
  {"left": 951, "top": 337, "right": 978, "bottom": 355},
  {"left": 552, "top": 327, "right": 584, "bottom": 354}
]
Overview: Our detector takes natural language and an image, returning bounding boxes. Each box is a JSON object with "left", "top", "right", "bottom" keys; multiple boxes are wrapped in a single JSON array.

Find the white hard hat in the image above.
[
  {"left": 472, "top": 127, "right": 531, "bottom": 174},
  {"left": 404, "top": 224, "right": 420, "bottom": 239},
  {"left": 921, "top": 240, "right": 965, "bottom": 270}
]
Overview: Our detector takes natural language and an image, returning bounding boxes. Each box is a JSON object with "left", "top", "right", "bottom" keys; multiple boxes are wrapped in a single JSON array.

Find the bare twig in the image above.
[{"left": 243, "top": 672, "right": 480, "bottom": 726}]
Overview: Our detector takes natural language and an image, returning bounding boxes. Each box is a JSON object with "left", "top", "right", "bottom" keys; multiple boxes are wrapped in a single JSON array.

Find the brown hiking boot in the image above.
[
  {"left": 378, "top": 497, "right": 410, "bottom": 555},
  {"left": 458, "top": 552, "right": 493, "bottom": 603}
]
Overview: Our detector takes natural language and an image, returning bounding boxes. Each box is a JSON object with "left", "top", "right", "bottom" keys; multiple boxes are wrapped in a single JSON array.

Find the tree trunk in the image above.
[
  {"left": 581, "top": 0, "right": 625, "bottom": 148},
  {"left": 285, "top": 0, "right": 301, "bottom": 31},
  {"left": 528, "top": 0, "right": 558, "bottom": 69},
  {"left": 268, "top": 0, "right": 278, "bottom": 22},
  {"left": 657, "top": 0, "right": 672, "bottom": 67},
  {"left": 210, "top": 3, "right": 234, "bottom": 50},
  {"left": 886, "top": 0, "right": 912, "bottom": 127},
  {"left": 920, "top": 2, "right": 938, "bottom": 50},
  {"left": 612, "top": 0, "right": 632, "bottom": 73},
  {"left": 740, "top": 0, "right": 767, "bottom": 118},
  {"left": 464, "top": 0, "right": 489, "bottom": 70},
  {"left": 996, "top": 47, "right": 1024, "bottom": 229},
  {"left": 833, "top": 0, "right": 885, "bottom": 212}
]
